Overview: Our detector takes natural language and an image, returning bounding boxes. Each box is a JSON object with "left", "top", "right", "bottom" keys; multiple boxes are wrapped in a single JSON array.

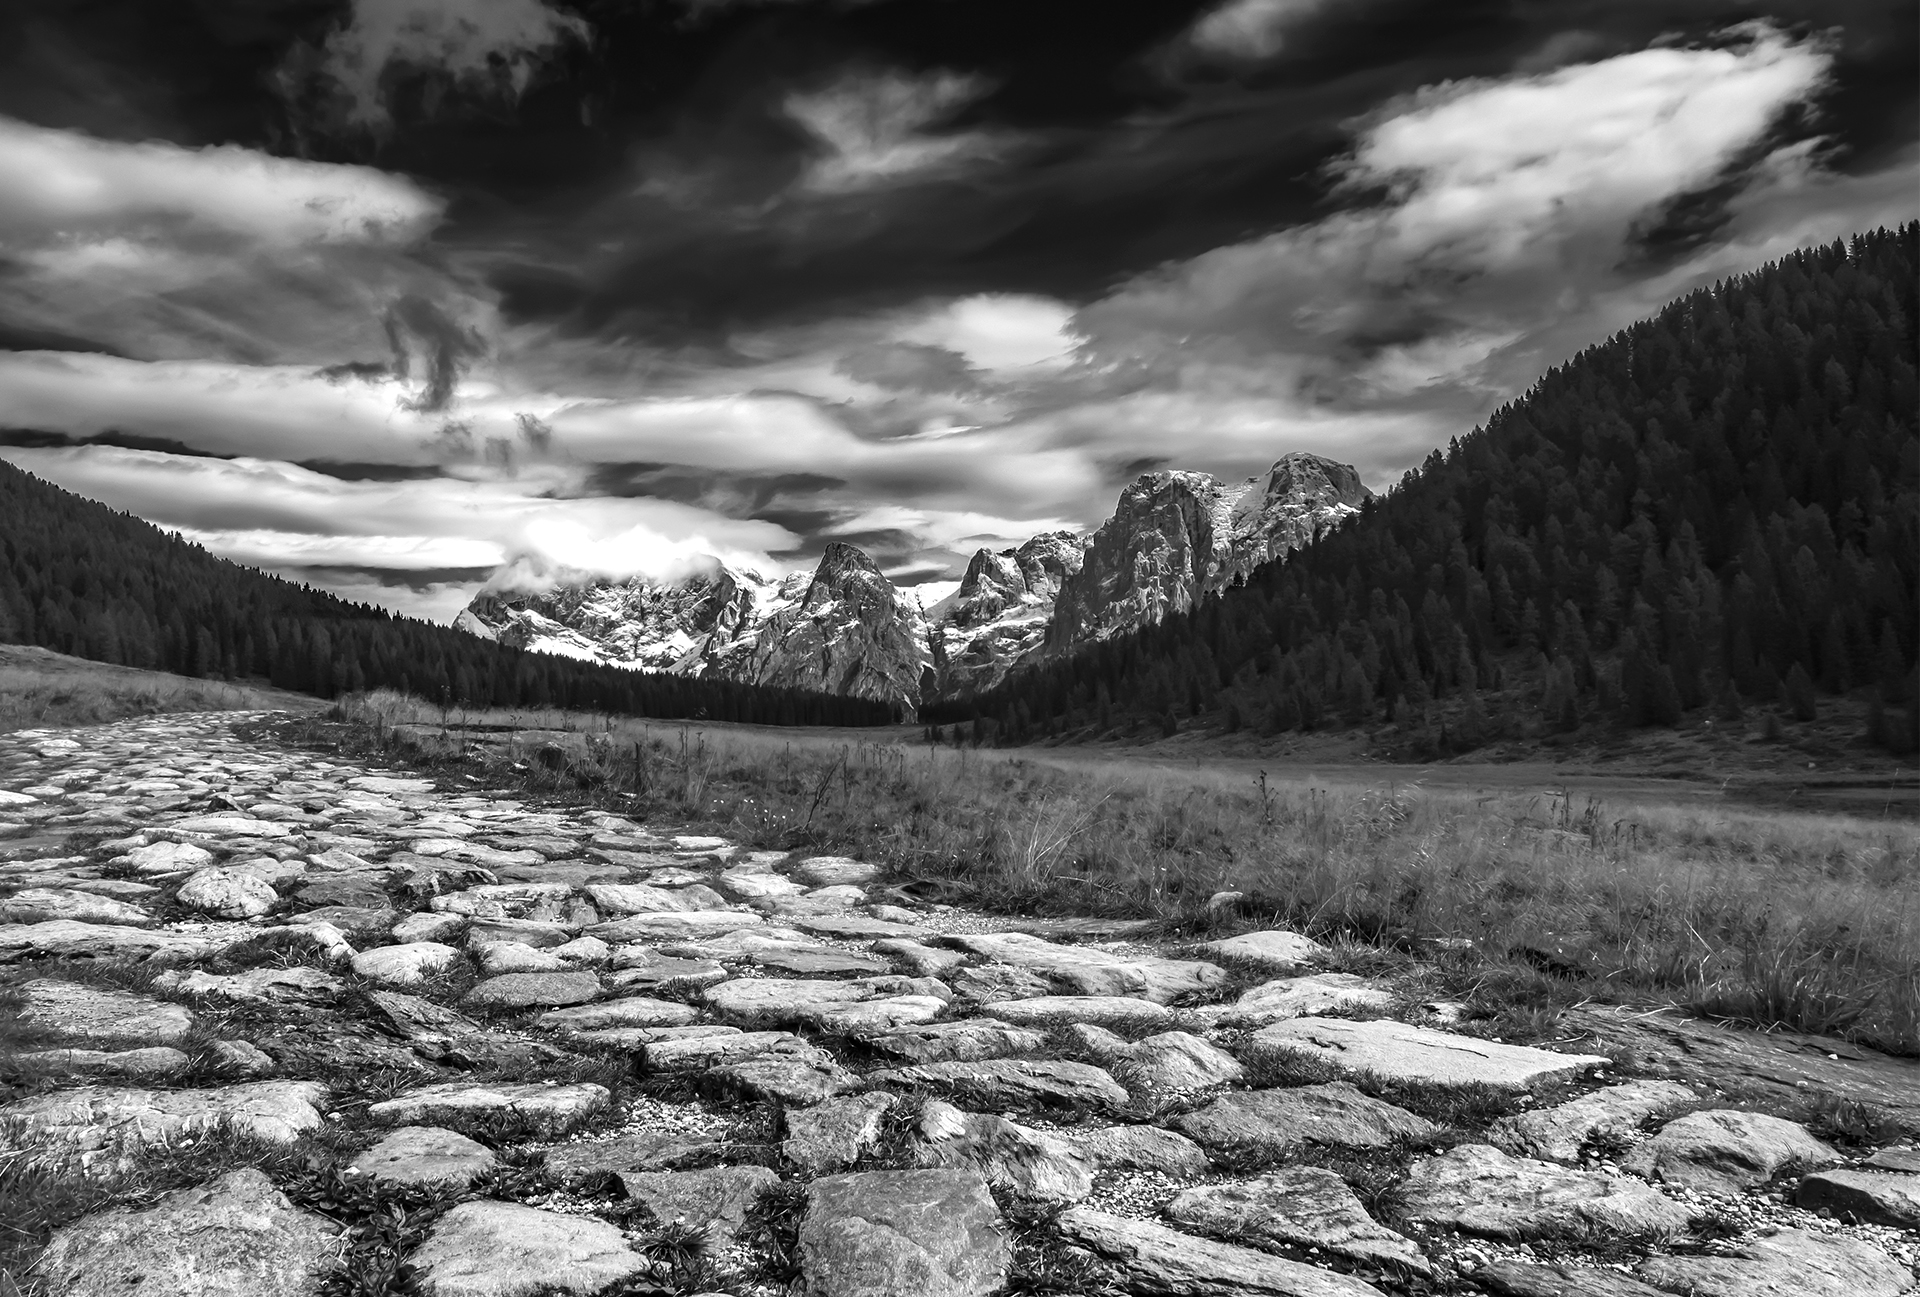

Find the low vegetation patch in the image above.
[
  {"left": 0, "top": 644, "right": 313, "bottom": 734},
  {"left": 304, "top": 692, "right": 1920, "bottom": 1058}
]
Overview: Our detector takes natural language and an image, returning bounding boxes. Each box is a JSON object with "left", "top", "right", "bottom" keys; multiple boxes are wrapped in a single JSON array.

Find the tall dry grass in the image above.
[{"left": 330, "top": 690, "right": 1920, "bottom": 1055}]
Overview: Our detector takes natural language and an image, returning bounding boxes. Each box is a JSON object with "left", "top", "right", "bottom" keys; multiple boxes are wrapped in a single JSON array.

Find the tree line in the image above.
[
  {"left": 0, "top": 463, "right": 896, "bottom": 726},
  {"left": 927, "top": 225, "right": 1920, "bottom": 755}
]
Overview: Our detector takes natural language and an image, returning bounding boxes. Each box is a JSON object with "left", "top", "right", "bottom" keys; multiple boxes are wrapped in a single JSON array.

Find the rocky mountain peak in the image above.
[
  {"left": 457, "top": 451, "right": 1368, "bottom": 708},
  {"left": 805, "top": 542, "right": 897, "bottom": 612}
]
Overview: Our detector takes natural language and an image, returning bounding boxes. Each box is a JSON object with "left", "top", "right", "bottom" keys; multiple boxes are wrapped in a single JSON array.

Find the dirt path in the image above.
[{"left": 3, "top": 712, "right": 1915, "bottom": 1295}]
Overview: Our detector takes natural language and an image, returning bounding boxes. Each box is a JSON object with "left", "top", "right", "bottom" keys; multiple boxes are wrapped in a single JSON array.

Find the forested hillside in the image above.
[
  {"left": 928, "top": 225, "right": 1919, "bottom": 755},
  {"left": 0, "top": 465, "right": 894, "bottom": 726}
]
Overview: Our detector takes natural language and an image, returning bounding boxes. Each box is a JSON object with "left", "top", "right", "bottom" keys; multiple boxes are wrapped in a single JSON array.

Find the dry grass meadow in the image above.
[
  {"left": 0, "top": 645, "right": 316, "bottom": 734},
  {"left": 320, "top": 690, "right": 1920, "bottom": 1058}
]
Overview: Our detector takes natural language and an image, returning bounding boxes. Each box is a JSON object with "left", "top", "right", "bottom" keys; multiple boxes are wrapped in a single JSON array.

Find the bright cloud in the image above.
[
  {"left": 1079, "top": 25, "right": 1839, "bottom": 380},
  {"left": 0, "top": 116, "right": 442, "bottom": 246},
  {"left": 1, "top": 445, "right": 796, "bottom": 590},
  {"left": 1186, "top": 0, "right": 1331, "bottom": 60},
  {"left": 898, "top": 295, "right": 1080, "bottom": 374}
]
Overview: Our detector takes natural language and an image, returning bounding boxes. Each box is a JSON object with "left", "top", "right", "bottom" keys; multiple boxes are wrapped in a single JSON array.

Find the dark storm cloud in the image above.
[
  {"left": 580, "top": 464, "right": 847, "bottom": 510},
  {"left": 0, "top": 427, "right": 233, "bottom": 459},
  {"left": 0, "top": 0, "right": 1910, "bottom": 619}
]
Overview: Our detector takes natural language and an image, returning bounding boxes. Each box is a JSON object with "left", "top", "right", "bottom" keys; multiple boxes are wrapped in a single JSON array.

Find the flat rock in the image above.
[
  {"left": 1057, "top": 1206, "right": 1386, "bottom": 1296},
  {"left": 461, "top": 970, "right": 601, "bottom": 1009},
  {"left": 1635, "top": 1226, "right": 1914, "bottom": 1297},
  {"left": 1477, "top": 1261, "right": 1671, "bottom": 1297},
  {"left": 874, "top": 939, "right": 969, "bottom": 977},
  {"left": 1110, "top": 1031, "right": 1246, "bottom": 1101},
  {"left": 784, "top": 1092, "right": 899, "bottom": 1174},
  {"left": 718, "top": 870, "right": 808, "bottom": 902},
  {"left": 30, "top": 1168, "right": 338, "bottom": 1297},
  {"left": 1200, "top": 929, "right": 1330, "bottom": 973},
  {"left": 408, "top": 1201, "right": 650, "bottom": 1297},
  {"left": 704, "top": 975, "right": 947, "bottom": 1028},
  {"left": 1248, "top": 1018, "right": 1608, "bottom": 1090},
  {"left": 1072, "top": 1125, "right": 1213, "bottom": 1177},
  {"left": 1794, "top": 1168, "right": 1920, "bottom": 1228},
  {"left": 295, "top": 871, "right": 393, "bottom": 909},
  {"left": 794, "top": 856, "right": 881, "bottom": 887},
  {"left": 465, "top": 917, "right": 574, "bottom": 949},
  {"left": 13, "top": 978, "right": 195, "bottom": 1046},
  {"left": 981, "top": 995, "right": 1174, "bottom": 1032},
  {"left": 708, "top": 1042, "right": 863, "bottom": 1106},
  {"left": 5, "top": 1081, "right": 328, "bottom": 1161},
  {"left": 1866, "top": 1146, "right": 1920, "bottom": 1172},
  {"left": 0, "top": 919, "right": 226, "bottom": 963},
  {"left": 297, "top": 905, "right": 400, "bottom": 943},
  {"left": 868, "top": 1059, "right": 1129, "bottom": 1111},
  {"left": 791, "top": 914, "right": 926, "bottom": 940},
  {"left": 124, "top": 840, "right": 215, "bottom": 874},
  {"left": 1623, "top": 1109, "right": 1839, "bottom": 1195},
  {"left": 352, "top": 941, "right": 465, "bottom": 987},
  {"left": 392, "top": 912, "right": 471, "bottom": 945},
  {"left": 475, "top": 941, "right": 566, "bottom": 974},
  {"left": 859, "top": 1018, "right": 1049, "bottom": 1063},
  {"left": 643, "top": 1029, "right": 803, "bottom": 1072},
  {"left": 156, "top": 966, "right": 344, "bottom": 1006},
  {"left": 616, "top": 1165, "right": 780, "bottom": 1244},
  {"left": 581, "top": 882, "right": 692, "bottom": 915},
  {"left": 545, "top": 1131, "right": 733, "bottom": 1180},
  {"left": 537, "top": 995, "right": 699, "bottom": 1032},
  {"left": 1398, "top": 1143, "right": 1698, "bottom": 1241},
  {"left": 1564, "top": 1007, "right": 1920, "bottom": 1130},
  {"left": 349, "top": 1126, "right": 499, "bottom": 1191},
  {"left": 177, "top": 867, "right": 278, "bottom": 918},
  {"left": 1168, "top": 1167, "right": 1429, "bottom": 1274},
  {"left": 588, "top": 911, "right": 764, "bottom": 941},
  {"left": 607, "top": 955, "right": 728, "bottom": 995},
  {"left": 945, "top": 932, "right": 1224, "bottom": 1002},
  {"left": 741, "top": 944, "right": 893, "bottom": 977},
  {"left": 12, "top": 1046, "right": 191, "bottom": 1078},
  {"left": 0, "top": 887, "right": 156, "bottom": 926},
  {"left": 1220, "top": 974, "right": 1398, "bottom": 1027},
  {"left": 1489, "top": 1081, "right": 1698, "bottom": 1163},
  {"left": 567, "top": 1023, "right": 735, "bottom": 1051},
  {"left": 368, "top": 1082, "right": 608, "bottom": 1135},
  {"left": 915, "top": 1099, "right": 1093, "bottom": 1203},
  {"left": 364, "top": 989, "right": 485, "bottom": 1043},
  {"left": 798, "top": 1169, "right": 1011, "bottom": 1297},
  {"left": 951, "top": 963, "right": 1053, "bottom": 1003},
  {"left": 1175, "top": 1084, "right": 1438, "bottom": 1158}
]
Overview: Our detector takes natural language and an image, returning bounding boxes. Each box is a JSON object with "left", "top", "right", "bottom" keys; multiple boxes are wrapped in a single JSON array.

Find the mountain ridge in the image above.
[{"left": 456, "top": 451, "right": 1372, "bottom": 709}]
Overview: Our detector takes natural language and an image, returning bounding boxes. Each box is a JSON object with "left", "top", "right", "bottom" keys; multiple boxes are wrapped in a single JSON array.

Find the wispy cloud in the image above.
[
  {"left": 785, "top": 69, "right": 1002, "bottom": 192},
  {"left": 280, "top": 0, "right": 588, "bottom": 132}
]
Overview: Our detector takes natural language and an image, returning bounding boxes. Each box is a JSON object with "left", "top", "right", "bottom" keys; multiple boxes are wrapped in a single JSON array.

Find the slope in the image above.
[
  {"left": 0, "top": 462, "right": 894, "bottom": 726},
  {"left": 928, "top": 225, "right": 1920, "bottom": 757}
]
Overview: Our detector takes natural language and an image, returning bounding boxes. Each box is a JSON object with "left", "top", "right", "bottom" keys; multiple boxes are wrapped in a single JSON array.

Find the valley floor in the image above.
[{"left": 2, "top": 710, "right": 1916, "bottom": 1296}]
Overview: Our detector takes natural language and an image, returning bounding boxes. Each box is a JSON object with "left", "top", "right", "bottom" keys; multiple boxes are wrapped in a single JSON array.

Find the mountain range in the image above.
[{"left": 456, "top": 452, "right": 1372, "bottom": 712}]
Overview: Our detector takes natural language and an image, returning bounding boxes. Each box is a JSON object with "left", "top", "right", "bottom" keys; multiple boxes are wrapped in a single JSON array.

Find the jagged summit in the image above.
[
  {"left": 1047, "top": 454, "right": 1369, "bottom": 649},
  {"left": 457, "top": 452, "right": 1369, "bottom": 707}
]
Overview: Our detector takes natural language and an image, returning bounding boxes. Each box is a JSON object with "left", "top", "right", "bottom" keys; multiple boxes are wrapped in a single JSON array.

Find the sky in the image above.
[{"left": 0, "top": 0, "right": 1914, "bottom": 621}]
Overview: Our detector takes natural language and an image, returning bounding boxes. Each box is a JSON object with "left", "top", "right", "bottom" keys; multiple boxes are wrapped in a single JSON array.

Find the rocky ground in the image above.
[{"left": 1, "top": 711, "right": 1916, "bottom": 1297}]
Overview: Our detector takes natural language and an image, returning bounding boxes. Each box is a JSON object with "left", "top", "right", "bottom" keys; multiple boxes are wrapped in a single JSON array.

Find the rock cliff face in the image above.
[
  {"left": 459, "top": 549, "right": 928, "bottom": 715},
  {"left": 1046, "top": 453, "right": 1369, "bottom": 649},
  {"left": 731, "top": 543, "right": 929, "bottom": 712},
  {"left": 457, "top": 452, "right": 1367, "bottom": 709},
  {"left": 929, "top": 532, "right": 1085, "bottom": 695}
]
